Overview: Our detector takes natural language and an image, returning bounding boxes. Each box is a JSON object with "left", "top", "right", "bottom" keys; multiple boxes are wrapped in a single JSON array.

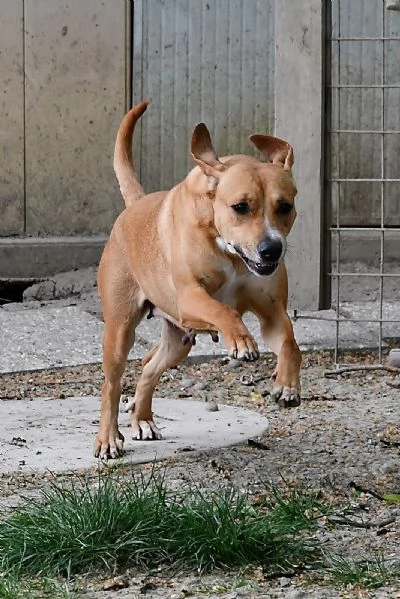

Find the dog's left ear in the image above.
[
  {"left": 249, "top": 134, "right": 294, "bottom": 171},
  {"left": 191, "top": 123, "right": 227, "bottom": 181}
]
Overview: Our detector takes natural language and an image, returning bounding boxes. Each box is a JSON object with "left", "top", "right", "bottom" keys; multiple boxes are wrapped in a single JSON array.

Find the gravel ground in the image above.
[{"left": 0, "top": 351, "right": 399, "bottom": 598}]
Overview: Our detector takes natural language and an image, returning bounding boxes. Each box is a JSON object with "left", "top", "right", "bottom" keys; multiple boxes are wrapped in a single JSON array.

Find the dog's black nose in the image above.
[{"left": 257, "top": 238, "right": 283, "bottom": 262}]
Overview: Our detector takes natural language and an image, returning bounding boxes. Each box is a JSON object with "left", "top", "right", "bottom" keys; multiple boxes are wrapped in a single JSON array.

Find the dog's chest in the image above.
[{"left": 212, "top": 265, "right": 249, "bottom": 307}]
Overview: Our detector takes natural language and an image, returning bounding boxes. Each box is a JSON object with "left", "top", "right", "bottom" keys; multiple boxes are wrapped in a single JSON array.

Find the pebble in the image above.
[
  {"left": 227, "top": 358, "right": 241, "bottom": 369},
  {"left": 180, "top": 377, "right": 195, "bottom": 389},
  {"left": 285, "top": 591, "right": 307, "bottom": 599},
  {"left": 192, "top": 381, "right": 208, "bottom": 391},
  {"left": 206, "top": 400, "right": 219, "bottom": 412},
  {"left": 381, "top": 461, "right": 400, "bottom": 475},
  {"left": 101, "top": 575, "right": 129, "bottom": 591}
]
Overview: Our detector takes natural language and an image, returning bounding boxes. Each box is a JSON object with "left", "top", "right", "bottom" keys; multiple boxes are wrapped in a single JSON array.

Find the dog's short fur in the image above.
[{"left": 94, "top": 101, "right": 301, "bottom": 459}]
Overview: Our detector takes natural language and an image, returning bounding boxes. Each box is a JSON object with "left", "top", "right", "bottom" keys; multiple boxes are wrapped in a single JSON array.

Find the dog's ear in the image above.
[
  {"left": 249, "top": 134, "right": 294, "bottom": 171},
  {"left": 191, "top": 123, "right": 227, "bottom": 180}
]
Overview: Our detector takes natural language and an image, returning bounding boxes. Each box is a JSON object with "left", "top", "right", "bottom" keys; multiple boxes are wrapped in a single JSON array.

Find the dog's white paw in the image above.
[
  {"left": 271, "top": 385, "right": 301, "bottom": 408},
  {"left": 132, "top": 418, "right": 162, "bottom": 441}
]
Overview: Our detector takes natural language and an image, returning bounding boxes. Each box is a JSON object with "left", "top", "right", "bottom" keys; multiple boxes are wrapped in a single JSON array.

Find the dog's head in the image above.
[{"left": 190, "top": 124, "right": 297, "bottom": 277}]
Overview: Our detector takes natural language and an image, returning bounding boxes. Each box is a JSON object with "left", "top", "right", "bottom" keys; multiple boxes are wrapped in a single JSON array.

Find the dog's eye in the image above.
[
  {"left": 277, "top": 202, "right": 293, "bottom": 215},
  {"left": 232, "top": 202, "right": 250, "bottom": 215}
]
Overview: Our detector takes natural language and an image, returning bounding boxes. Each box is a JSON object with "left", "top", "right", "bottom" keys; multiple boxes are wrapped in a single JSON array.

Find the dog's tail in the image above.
[{"left": 114, "top": 100, "right": 149, "bottom": 207}]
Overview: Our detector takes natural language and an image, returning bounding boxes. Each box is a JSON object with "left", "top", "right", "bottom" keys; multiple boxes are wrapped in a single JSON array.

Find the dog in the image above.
[{"left": 94, "top": 101, "right": 301, "bottom": 459}]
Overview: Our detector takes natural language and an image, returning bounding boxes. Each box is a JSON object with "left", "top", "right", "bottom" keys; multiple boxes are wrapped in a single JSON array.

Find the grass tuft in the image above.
[
  {"left": 0, "top": 468, "right": 325, "bottom": 580},
  {"left": 328, "top": 552, "right": 400, "bottom": 589},
  {"left": 0, "top": 574, "right": 74, "bottom": 599}
]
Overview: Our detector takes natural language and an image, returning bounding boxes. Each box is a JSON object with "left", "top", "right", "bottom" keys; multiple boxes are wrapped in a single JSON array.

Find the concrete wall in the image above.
[
  {"left": 0, "top": 0, "right": 129, "bottom": 239},
  {"left": 275, "top": 0, "right": 326, "bottom": 309},
  {"left": 0, "top": 0, "right": 24, "bottom": 236}
]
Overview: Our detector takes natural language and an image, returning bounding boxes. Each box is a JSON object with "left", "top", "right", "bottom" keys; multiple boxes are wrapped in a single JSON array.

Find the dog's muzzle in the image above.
[{"left": 236, "top": 238, "right": 284, "bottom": 276}]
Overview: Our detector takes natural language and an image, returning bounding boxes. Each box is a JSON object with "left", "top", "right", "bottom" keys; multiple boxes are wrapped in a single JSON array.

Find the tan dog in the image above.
[{"left": 94, "top": 101, "right": 301, "bottom": 459}]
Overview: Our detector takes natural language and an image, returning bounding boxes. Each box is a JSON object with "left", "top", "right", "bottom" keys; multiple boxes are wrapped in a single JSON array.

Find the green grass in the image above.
[
  {"left": 0, "top": 574, "right": 75, "bottom": 599},
  {"left": 0, "top": 469, "right": 325, "bottom": 580},
  {"left": 328, "top": 553, "right": 400, "bottom": 589}
]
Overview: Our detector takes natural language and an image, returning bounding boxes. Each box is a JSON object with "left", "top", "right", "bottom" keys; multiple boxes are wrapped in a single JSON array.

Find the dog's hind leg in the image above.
[
  {"left": 94, "top": 251, "right": 145, "bottom": 459},
  {"left": 128, "top": 319, "right": 193, "bottom": 440},
  {"left": 141, "top": 342, "right": 160, "bottom": 367},
  {"left": 94, "top": 303, "right": 142, "bottom": 458}
]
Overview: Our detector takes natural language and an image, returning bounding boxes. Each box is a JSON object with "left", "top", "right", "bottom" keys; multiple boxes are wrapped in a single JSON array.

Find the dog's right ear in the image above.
[
  {"left": 249, "top": 134, "right": 294, "bottom": 171},
  {"left": 191, "top": 123, "right": 227, "bottom": 181}
]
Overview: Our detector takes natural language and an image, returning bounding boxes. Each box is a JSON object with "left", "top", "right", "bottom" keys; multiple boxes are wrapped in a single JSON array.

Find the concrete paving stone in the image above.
[
  {"left": 293, "top": 301, "right": 400, "bottom": 351},
  {"left": 0, "top": 396, "right": 269, "bottom": 473},
  {"left": 1, "top": 301, "right": 399, "bottom": 374},
  {"left": 0, "top": 306, "right": 133, "bottom": 373}
]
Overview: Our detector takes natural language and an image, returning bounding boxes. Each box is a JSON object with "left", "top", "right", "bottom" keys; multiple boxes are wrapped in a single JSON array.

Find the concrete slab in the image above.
[
  {"left": 0, "top": 306, "right": 112, "bottom": 373},
  {"left": 294, "top": 301, "right": 400, "bottom": 351},
  {"left": 1, "top": 301, "right": 399, "bottom": 374},
  {"left": 0, "top": 397, "right": 268, "bottom": 474},
  {"left": 0, "top": 305, "right": 225, "bottom": 373}
]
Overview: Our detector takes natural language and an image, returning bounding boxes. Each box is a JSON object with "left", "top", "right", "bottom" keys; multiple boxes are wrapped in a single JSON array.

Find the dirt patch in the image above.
[{"left": 0, "top": 351, "right": 399, "bottom": 597}]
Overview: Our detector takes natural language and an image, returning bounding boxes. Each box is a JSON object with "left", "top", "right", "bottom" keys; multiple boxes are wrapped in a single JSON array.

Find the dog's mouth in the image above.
[
  {"left": 235, "top": 247, "right": 279, "bottom": 276},
  {"left": 217, "top": 238, "right": 281, "bottom": 276}
]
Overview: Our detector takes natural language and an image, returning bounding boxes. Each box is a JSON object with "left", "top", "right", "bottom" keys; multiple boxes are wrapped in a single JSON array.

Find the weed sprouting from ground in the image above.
[
  {"left": 0, "top": 468, "right": 324, "bottom": 580},
  {"left": 0, "top": 574, "right": 74, "bottom": 599},
  {"left": 327, "top": 553, "right": 400, "bottom": 589}
]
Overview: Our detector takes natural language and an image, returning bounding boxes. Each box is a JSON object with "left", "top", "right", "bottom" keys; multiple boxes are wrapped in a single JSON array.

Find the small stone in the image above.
[
  {"left": 206, "top": 400, "right": 219, "bottom": 412},
  {"left": 102, "top": 575, "right": 130, "bottom": 591},
  {"left": 381, "top": 460, "right": 399, "bottom": 475},
  {"left": 388, "top": 348, "right": 400, "bottom": 368},
  {"left": 285, "top": 591, "right": 307, "bottom": 599},
  {"left": 193, "top": 381, "right": 208, "bottom": 391},
  {"left": 180, "top": 377, "right": 194, "bottom": 389},
  {"left": 278, "top": 577, "right": 292, "bottom": 587},
  {"left": 227, "top": 358, "right": 241, "bottom": 369}
]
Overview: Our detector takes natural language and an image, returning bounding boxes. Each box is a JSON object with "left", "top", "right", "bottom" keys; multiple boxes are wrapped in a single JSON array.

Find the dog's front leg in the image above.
[
  {"left": 177, "top": 285, "right": 259, "bottom": 360},
  {"left": 257, "top": 307, "right": 301, "bottom": 407}
]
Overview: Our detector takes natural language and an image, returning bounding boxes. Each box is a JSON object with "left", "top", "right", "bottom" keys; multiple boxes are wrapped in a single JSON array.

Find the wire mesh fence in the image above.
[{"left": 296, "top": 0, "right": 400, "bottom": 366}]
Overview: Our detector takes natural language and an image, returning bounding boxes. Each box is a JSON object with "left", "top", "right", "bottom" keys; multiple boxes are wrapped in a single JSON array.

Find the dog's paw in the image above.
[
  {"left": 94, "top": 429, "right": 125, "bottom": 460},
  {"left": 132, "top": 418, "right": 162, "bottom": 441},
  {"left": 226, "top": 331, "right": 259, "bottom": 361},
  {"left": 271, "top": 385, "right": 301, "bottom": 408}
]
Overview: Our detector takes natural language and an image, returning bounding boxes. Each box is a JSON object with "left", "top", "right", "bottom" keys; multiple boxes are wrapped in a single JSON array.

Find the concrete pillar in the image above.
[{"left": 275, "top": 0, "right": 326, "bottom": 310}]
